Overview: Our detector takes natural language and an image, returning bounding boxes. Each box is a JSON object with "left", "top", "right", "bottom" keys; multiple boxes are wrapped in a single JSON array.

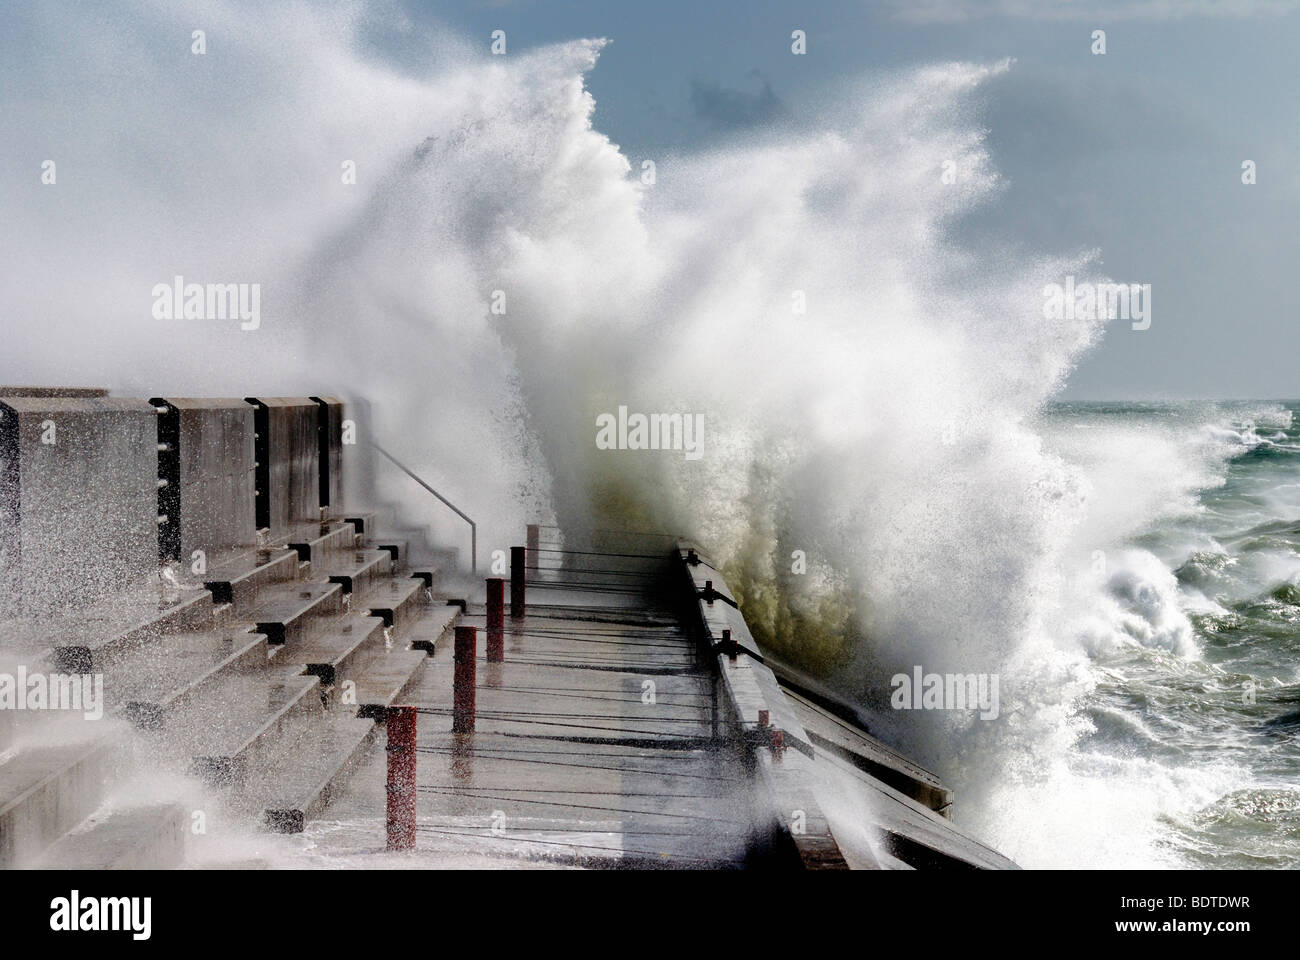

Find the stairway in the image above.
[{"left": 0, "top": 512, "right": 461, "bottom": 868}]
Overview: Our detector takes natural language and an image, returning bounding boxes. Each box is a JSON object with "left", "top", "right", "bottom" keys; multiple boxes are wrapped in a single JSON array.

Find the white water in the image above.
[{"left": 1, "top": 0, "right": 1267, "bottom": 867}]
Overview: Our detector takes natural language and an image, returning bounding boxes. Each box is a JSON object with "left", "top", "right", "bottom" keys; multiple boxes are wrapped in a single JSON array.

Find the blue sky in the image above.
[{"left": 387, "top": 0, "right": 1300, "bottom": 400}]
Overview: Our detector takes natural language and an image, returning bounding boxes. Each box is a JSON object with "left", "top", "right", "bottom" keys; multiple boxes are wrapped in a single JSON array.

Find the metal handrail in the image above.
[{"left": 370, "top": 441, "right": 476, "bottom": 572}]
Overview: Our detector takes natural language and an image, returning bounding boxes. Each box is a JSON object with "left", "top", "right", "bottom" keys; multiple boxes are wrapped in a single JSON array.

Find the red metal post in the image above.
[
  {"left": 510, "top": 546, "right": 526, "bottom": 619},
  {"left": 771, "top": 728, "right": 786, "bottom": 761},
  {"left": 453, "top": 626, "right": 476, "bottom": 734},
  {"left": 385, "top": 705, "right": 417, "bottom": 851},
  {"left": 486, "top": 577, "right": 505, "bottom": 662},
  {"left": 526, "top": 524, "right": 539, "bottom": 559}
]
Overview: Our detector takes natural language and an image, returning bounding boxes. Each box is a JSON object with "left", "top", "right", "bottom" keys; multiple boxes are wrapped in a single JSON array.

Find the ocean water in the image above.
[{"left": 1039, "top": 400, "right": 1300, "bottom": 868}]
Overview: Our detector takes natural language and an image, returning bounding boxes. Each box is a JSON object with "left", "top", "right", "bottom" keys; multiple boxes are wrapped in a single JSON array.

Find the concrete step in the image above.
[
  {"left": 372, "top": 538, "right": 408, "bottom": 572},
  {"left": 31, "top": 801, "right": 186, "bottom": 869},
  {"left": 280, "top": 614, "right": 386, "bottom": 686},
  {"left": 406, "top": 603, "right": 460, "bottom": 655},
  {"left": 411, "top": 568, "right": 441, "bottom": 590},
  {"left": 409, "top": 565, "right": 450, "bottom": 598},
  {"left": 202, "top": 547, "right": 299, "bottom": 613},
  {"left": 357, "top": 577, "right": 428, "bottom": 634},
  {"left": 51, "top": 588, "right": 219, "bottom": 673},
  {"left": 248, "top": 712, "right": 379, "bottom": 833},
  {"left": 351, "top": 646, "right": 429, "bottom": 720},
  {"left": 336, "top": 510, "right": 378, "bottom": 537},
  {"left": 170, "top": 669, "right": 324, "bottom": 787},
  {"left": 287, "top": 520, "right": 361, "bottom": 563},
  {"left": 426, "top": 547, "right": 459, "bottom": 573},
  {"left": 368, "top": 526, "right": 439, "bottom": 571},
  {"left": 314, "top": 549, "right": 392, "bottom": 598},
  {"left": 0, "top": 733, "right": 124, "bottom": 868},
  {"left": 243, "top": 581, "right": 343, "bottom": 648},
  {"left": 111, "top": 628, "right": 271, "bottom": 730}
]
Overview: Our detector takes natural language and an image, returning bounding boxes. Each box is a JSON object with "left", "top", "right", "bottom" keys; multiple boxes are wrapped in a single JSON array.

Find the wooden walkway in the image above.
[{"left": 406, "top": 545, "right": 757, "bottom": 867}]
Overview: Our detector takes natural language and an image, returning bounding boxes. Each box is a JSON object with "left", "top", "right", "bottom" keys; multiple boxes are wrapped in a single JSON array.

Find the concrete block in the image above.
[
  {"left": 33, "top": 802, "right": 186, "bottom": 869},
  {"left": 0, "top": 396, "right": 158, "bottom": 614},
  {"left": 154, "top": 398, "right": 258, "bottom": 563},
  {"left": 0, "top": 387, "right": 108, "bottom": 399},
  {"left": 0, "top": 735, "right": 125, "bottom": 868},
  {"left": 311, "top": 396, "right": 343, "bottom": 510},
  {"left": 245, "top": 398, "right": 320, "bottom": 539}
]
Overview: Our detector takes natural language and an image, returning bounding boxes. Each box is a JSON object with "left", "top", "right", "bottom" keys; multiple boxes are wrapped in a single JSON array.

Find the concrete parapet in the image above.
[
  {"left": 153, "top": 397, "right": 257, "bottom": 563},
  {"left": 245, "top": 397, "right": 321, "bottom": 539},
  {"left": 0, "top": 395, "right": 158, "bottom": 614},
  {"left": 0, "top": 387, "right": 108, "bottom": 399},
  {"left": 674, "top": 539, "right": 1018, "bottom": 870},
  {"left": 310, "top": 396, "right": 344, "bottom": 511}
]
